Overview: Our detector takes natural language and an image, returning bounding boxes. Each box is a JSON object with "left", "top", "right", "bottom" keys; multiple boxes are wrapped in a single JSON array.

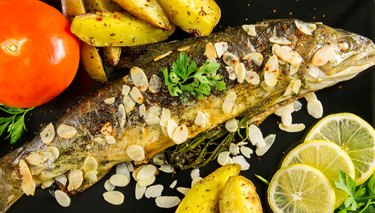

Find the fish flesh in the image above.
[{"left": 1, "top": 19, "right": 375, "bottom": 212}]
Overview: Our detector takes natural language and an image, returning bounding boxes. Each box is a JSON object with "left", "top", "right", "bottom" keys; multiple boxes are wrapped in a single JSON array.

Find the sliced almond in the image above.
[
  {"left": 122, "top": 85, "right": 131, "bottom": 96},
  {"left": 292, "top": 79, "right": 302, "bottom": 94},
  {"left": 222, "top": 52, "right": 239, "bottom": 66},
  {"left": 242, "top": 24, "right": 257, "bottom": 36},
  {"left": 170, "top": 180, "right": 177, "bottom": 188},
  {"left": 289, "top": 63, "right": 300, "bottom": 75},
  {"left": 194, "top": 111, "right": 208, "bottom": 127},
  {"left": 103, "top": 191, "right": 124, "bottom": 205},
  {"left": 177, "top": 187, "right": 190, "bottom": 195},
  {"left": 160, "top": 108, "right": 171, "bottom": 127},
  {"left": 40, "top": 123, "right": 55, "bottom": 145},
  {"left": 229, "top": 143, "right": 240, "bottom": 155},
  {"left": 57, "top": 124, "right": 77, "bottom": 139},
  {"left": 307, "top": 99, "right": 323, "bottom": 118},
  {"left": 105, "top": 135, "right": 116, "bottom": 144},
  {"left": 222, "top": 91, "right": 237, "bottom": 114},
  {"left": 304, "top": 92, "right": 318, "bottom": 102},
  {"left": 167, "top": 119, "right": 178, "bottom": 138},
  {"left": 232, "top": 155, "right": 250, "bottom": 171},
  {"left": 116, "top": 162, "right": 130, "bottom": 177},
  {"left": 104, "top": 97, "right": 115, "bottom": 105},
  {"left": 138, "top": 175, "right": 156, "bottom": 187},
  {"left": 139, "top": 104, "right": 146, "bottom": 117},
  {"left": 172, "top": 125, "right": 188, "bottom": 144},
  {"left": 225, "top": 66, "right": 237, "bottom": 80},
  {"left": 240, "top": 146, "right": 253, "bottom": 158},
  {"left": 67, "top": 169, "right": 83, "bottom": 191},
  {"left": 178, "top": 46, "right": 190, "bottom": 52},
  {"left": 204, "top": 42, "right": 217, "bottom": 60},
  {"left": 94, "top": 137, "right": 106, "bottom": 145},
  {"left": 311, "top": 44, "right": 335, "bottom": 66},
  {"left": 19, "top": 159, "right": 35, "bottom": 196},
  {"left": 245, "top": 71, "right": 260, "bottom": 85},
  {"left": 190, "top": 168, "right": 200, "bottom": 180},
  {"left": 256, "top": 134, "right": 277, "bottom": 156},
  {"left": 159, "top": 164, "right": 174, "bottom": 173},
  {"left": 46, "top": 146, "right": 59, "bottom": 161},
  {"left": 225, "top": 118, "right": 238, "bottom": 133},
  {"left": 145, "top": 117, "right": 161, "bottom": 125},
  {"left": 154, "top": 50, "right": 173, "bottom": 62},
  {"left": 275, "top": 103, "right": 294, "bottom": 117},
  {"left": 55, "top": 190, "right": 71, "bottom": 207},
  {"left": 149, "top": 74, "right": 162, "bottom": 93},
  {"left": 217, "top": 151, "right": 231, "bottom": 166},
  {"left": 145, "top": 184, "right": 164, "bottom": 198},
  {"left": 135, "top": 183, "right": 146, "bottom": 200},
  {"left": 293, "top": 100, "right": 303, "bottom": 112},
  {"left": 41, "top": 179, "right": 54, "bottom": 189},
  {"left": 155, "top": 196, "right": 181, "bottom": 208},
  {"left": 191, "top": 177, "right": 203, "bottom": 187},
  {"left": 130, "top": 87, "right": 144, "bottom": 104},
  {"left": 269, "top": 36, "right": 291, "bottom": 45},
  {"left": 235, "top": 63, "right": 246, "bottom": 83},
  {"left": 55, "top": 174, "right": 67, "bottom": 186},
  {"left": 264, "top": 55, "right": 279, "bottom": 87},
  {"left": 104, "top": 179, "right": 115, "bottom": 191},
  {"left": 82, "top": 156, "right": 98, "bottom": 172},
  {"left": 214, "top": 42, "right": 228, "bottom": 58},
  {"left": 279, "top": 123, "right": 306, "bottom": 132},
  {"left": 118, "top": 104, "right": 126, "bottom": 128},
  {"left": 243, "top": 52, "right": 263, "bottom": 66},
  {"left": 248, "top": 124, "right": 266, "bottom": 148},
  {"left": 126, "top": 144, "right": 145, "bottom": 162},
  {"left": 84, "top": 170, "right": 98, "bottom": 182},
  {"left": 124, "top": 95, "right": 136, "bottom": 113},
  {"left": 110, "top": 174, "right": 130, "bottom": 187},
  {"left": 295, "top": 20, "right": 316, "bottom": 35},
  {"left": 137, "top": 164, "right": 157, "bottom": 181},
  {"left": 130, "top": 66, "right": 149, "bottom": 91},
  {"left": 26, "top": 152, "right": 48, "bottom": 166}
]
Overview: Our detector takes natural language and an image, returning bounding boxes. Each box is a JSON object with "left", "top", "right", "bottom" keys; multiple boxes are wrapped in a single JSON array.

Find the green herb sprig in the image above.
[
  {"left": 0, "top": 105, "right": 33, "bottom": 144},
  {"left": 162, "top": 52, "right": 226, "bottom": 102},
  {"left": 335, "top": 171, "right": 375, "bottom": 213}
]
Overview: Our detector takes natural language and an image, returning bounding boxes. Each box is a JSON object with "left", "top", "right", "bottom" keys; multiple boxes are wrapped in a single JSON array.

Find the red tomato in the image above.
[{"left": 0, "top": 0, "right": 80, "bottom": 108}]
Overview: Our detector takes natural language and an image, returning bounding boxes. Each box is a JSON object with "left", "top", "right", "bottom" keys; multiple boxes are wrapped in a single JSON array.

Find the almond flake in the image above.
[
  {"left": 170, "top": 180, "right": 177, "bottom": 189},
  {"left": 204, "top": 42, "right": 217, "bottom": 60},
  {"left": 159, "top": 164, "right": 174, "bottom": 173},
  {"left": 103, "top": 191, "right": 124, "bottom": 205},
  {"left": 245, "top": 71, "right": 260, "bottom": 85},
  {"left": 229, "top": 143, "right": 240, "bottom": 155},
  {"left": 269, "top": 36, "right": 291, "bottom": 45},
  {"left": 307, "top": 99, "right": 323, "bottom": 118},
  {"left": 214, "top": 42, "right": 228, "bottom": 58},
  {"left": 293, "top": 100, "right": 303, "bottom": 112},
  {"left": 243, "top": 52, "right": 264, "bottom": 66},
  {"left": 235, "top": 63, "right": 246, "bottom": 83},
  {"left": 122, "top": 85, "right": 131, "bottom": 96},
  {"left": 118, "top": 104, "right": 126, "bottom": 128},
  {"left": 295, "top": 20, "right": 316, "bottom": 35},
  {"left": 126, "top": 145, "right": 145, "bottom": 162},
  {"left": 167, "top": 119, "right": 178, "bottom": 138},
  {"left": 311, "top": 44, "right": 335, "bottom": 66},
  {"left": 149, "top": 74, "right": 162, "bottom": 93},
  {"left": 248, "top": 124, "right": 266, "bottom": 148},
  {"left": 55, "top": 175, "right": 67, "bottom": 186},
  {"left": 19, "top": 159, "right": 35, "bottom": 195},
  {"left": 292, "top": 79, "right": 302, "bottom": 94},
  {"left": 104, "top": 97, "right": 115, "bottom": 105},
  {"left": 190, "top": 168, "right": 200, "bottom": 179},
  {"left": 126, "top": 162, "right": 134, "bottom": 172},
  {"left": 82, "top": 156, "right": 98, "bottom": 172},
  {"left": 116, "top": 163, "right": 130, "bottom": 177},
  {"left": 104, "top": 179, "right": 115, "bottom": 191},
  {"left": 138, "top": 175, "right": 156, "bottom": 187},
  {"left": 242, "top": 25, "right": 257, "bottom": 36},
  {"left": 275, "top": 104, "right": 294, "bottom": 117},
  {"left": 55, "top": 190, "right": 71, "bottom": 207},
  {"left": 223, "top": 52, "right": 239, "bottom": 66},
  {"left": 155, "top": 196, "right": 181, "bottom": 209},
  {"left": 84, "top": 170, "right": 98, "bottom": 182},
  {"left": 46, "top": 146, "right": 59, "bottom": 161},
  {"left": 226, "top": 66, "right": 237, "bottom": 80},
  {"left": 264, "top": 55, "right": 279, "bottom": 87},
  {"left": 154, "top": 51, "right": 173, "bottom": 62},
  {"left": 256, "top": 134, "right": 276, "bottom": 156},
  {"left": 94, "top": 137, "right": 106, "bottom": 145},
  {"left": 105, "top": 135, "right": 116, "bottom": 144},
  {"left": 145, "top": 184, "right": 164, "bottom": 198},
  {"left": 57, "top": 124, "right": 77, "bottom": 139},
  {"left": 279, "top": 123, "right": 306, "bottom": 132},
  {"left": 41, "top": 179, "right": 54, "bottom": 189},
  {"left": 40, "top": 123, "right": 55, "bottom": 145},
  {"left": 194, "top": 111, "right": 208, "bottom": 127},
  {"left": 172, "top": 125, "right": 188, "bottom": 144},
  {"left": 191, "top": 177, "right": 203, "bottom": 187},
  {"left": 177, "top": 187, "right": 190, "bottom": 195},
  {"left": 240, "top": 146, "right": 253, "bottom": 158},
  {"left": 217, "top": 151, "right": 231, "bottom": 166},
  {"left": 110, "top": 174, "right": 130, "bottom": 187},
  {"left": 137, "top": 164, "right": 157, "bottom": 181},
  {"left": 289, "top": 63, "right": 300, "bottom": 75},
  {"left": 130, "top": 87, "right": 144, "bottom": 104},
  {"left": 67, "top": 169, "right": 83, "bottom": 191},
  {"left": 130, "top": 66, "right": 149, "bottom": 91},
  {"left": 222, "top": 91, "right": 237, "bottom": 114},
  {"left": 232, "top": 155, "right": 250, "bottom": 171},
  {"left": 26, "top": 152, "right": 48, "bottom": 166},
  {"left": 135, "top": 183, "right": 146, "bottom": 200},
  {"left": 178, "top": 46, "right": 190, "bottom": 52},
  {"left": 160, "top": 108, "right": 171, "bottom": 127},
  {"left": 225, "top": 118, "right": 238, "bottom": 133},
  {"left": 145, "top": 117, "right": 161, "bottom": 125}
]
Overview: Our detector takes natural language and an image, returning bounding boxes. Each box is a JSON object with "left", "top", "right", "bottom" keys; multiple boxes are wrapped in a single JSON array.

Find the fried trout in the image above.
[{"left": 1, "top": 19, "right": 375, "bottom": 212}]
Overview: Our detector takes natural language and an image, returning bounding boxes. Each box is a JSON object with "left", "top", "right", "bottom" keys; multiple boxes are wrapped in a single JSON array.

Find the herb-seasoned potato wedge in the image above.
[
  {"left": 219, "top": 176, "right": 263, "bottom": 213},
  {"left": 61, "top": 0, "right": 86, "bottom": 21},
  {"left": 158, "top": 0, "right": 221, "bottom": 36},
  {"left": 80, "top": 43, "right": 107, "bottom": 82},
  {"left": 71, "top": 11, "right": 175, "bottom": 47},
  {"left": 175, "top": 164, "right": 241, "bottom": 213},
  {"left": 85, "top": 0, "right": 122, "bottom": 12},
  {"left": 102, "top": 46, "right": 122, "bottom": 66},
  {"left": 113, "top": 0, "right": 172, "bottom": 30}
]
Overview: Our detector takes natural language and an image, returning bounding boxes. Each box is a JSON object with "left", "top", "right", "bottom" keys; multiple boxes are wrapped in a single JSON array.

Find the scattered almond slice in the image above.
[
  {"left": 240, "top": 146, "right": 253, "bottom": 158},
  {"left": 137, "top": 164, "right": 157, "bottom": 181},
  {"left": 222, "top": 91, "right": 237, "bottom": 114},
  {"left": 204, "top": 42, "right": 217, "bottom": 60},
  {"left": 232, "top": 155, "right": 250, "bottom": 170},
  {"left": 178, "top": 46, "right": 190, "bottom": 52},
  {"left": 248, "top": 124, "right": 266, "bottom": 148},
  {"left": 214, "top": 42, "right": 228, "bottom": 58},
  {"left": 269, "top": 36, "right": 291, "bottom": 45},
  {"left": 307, "top": 99, "right": 323, "bottom": 118},
  {"left": 194, "top": 111, "right": 208, "bottom": 127},
  {"left": 105, "top": 135, "right": 116, "bottom": 144},
  {"left": 103, "top": 191, "right": 125, "bottom": 205},
  {"left": 57, "top": 124, "right": 77, "bottom": 139},
  {"left": 26, "top": 152, "right": 48, "bottom": 166},
  {"left": 126, "top": 145, "right": 145, "bottom": 162},
  {"left": 311, "top": 44, "right": 335, "bottom": 66},
  {"left": 118, "top": 104, "right": 126, "bottom": 128},
  {"left": 104, "top": 179, "right": 115, "bottom": 192},
  {"left": 217, "top": 151, "right": 231, "bottom": 166},
  {"left": 226, "top": 66, "right": 237, "bottom": 80},
  {"left": 145, "top": 184, "right": 164, "bottom": 198},
  {"left": 130, "top": 66, "right": 149, "bottom": 92},
  {"left": 67, "top": 169, "right": 83, "bottom": 191},
  {"left": 229, "top": 143, "right": 240, "bottom": 155},
  {"left": 135, "top": 183, "right": 147, "bottom": 200},
  {"left": 116, "top": 163, "right": 130, "bottom": 177},
  {"left": 155, "top": 196, "right": 181, "bottom": 208},
  {"left": 264, "top": 55, "right": 279, "bottom": 87},
  {"left": 130, "top": 87, "right": 144, "bottom": 104},
  {"left": 82, "top": 156, "right": 98, "bottom": 172},
  {"left": 41, "top": 179, "right": 54, "bottom": 189},
  {"left": 225, "top": 118, "right": 238, "bottom": 133},
  {"left": 279, "top": 123, "right": 306, "bottom": 133},
  {"left": 256, "top": 134, "right": 276, "bottom": 156},
  {"left": 160, "top": 108, "right": 171, "bottom": 127},
  {"left": 245, "top": 71, "right": 260, "bottom": 85},
  {"left": 19, "top": 159, "right": 35, "bottom": 196},
  {"left": 55, "top": 190, "right": 71, "bottom": 207},
  {"left": 170, "top": 180, "right": 177, "bottom": 189},
  {"left": 222, "top": 52, "right": 239, "bottom": 66},
  {"left": 159, "top": 164, "right": 174, "bottom": 173},
  {"left": 110, "top": 174, "right": 130, "bottom": 187},
  {"left": 177, "top": 187, "right": 190, "bottom": 195},
  {"left": 242, "top": 24, "right": 257, "bottom": 36},
  {"left": 295, "top": 20, "right": 316, "bottom": 35},
  {"left": 55, "top": 174, "right": 67, "bottom": 186},
  {"left": 145, "top": 117, "right": 161, "bottom": 125},
  {"left": 235, "top": 63, "right": 246, "bottom": 83},
  {"left": 293, "top": 100, "right": 303, "bottom": 112},
  {"left": 104, "top": 97, "right": 115, "bottom": 105},
  {"left": 40, "top": 123, "right": 55, "bottom": 145},
  {"left": 122, "top": 85, "right": 131, "bottom": 96},
  {"left": 154, "top": 51, "right": 173, "bottom": 62},
  {"left": 190, "top": 168, "right": 200, "bottom": 180},
  {"left": 167, "top": 119, "right": 178, "bottom": 138},
  {"left": 138, "top": 175, "right": 156, "bottom": 187},
  {"left": 149, "top": 74, "right": 162, "bottom": 93},
  {"left": 84, "top": 171, "right": 98, "bottom": 182},
  {"left": 243, "top": 52, "right": 263, "bottom": 66}
]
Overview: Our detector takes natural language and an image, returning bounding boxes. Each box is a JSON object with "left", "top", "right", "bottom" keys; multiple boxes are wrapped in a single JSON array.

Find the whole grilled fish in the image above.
[{"left": 1, "top": 19, "right": 375, "bottom": 212}]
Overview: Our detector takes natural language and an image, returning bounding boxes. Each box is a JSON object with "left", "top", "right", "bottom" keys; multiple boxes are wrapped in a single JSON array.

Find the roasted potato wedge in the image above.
[
  {"left": 219, "top": 176, "right": 263, "bottom": 213},
  {"left": 175, "top": 164, "right": 241, "bottom": 213},
  {"left": 61, "top": 0, "right": 86, "bottom": 21},
  {"left": 113, "top": 0, "right": 172, "bottom": 30},
  {"left": 102, "top": 46, "right": 122, "bottom": 66},
  {"left": 158, "top": 0, "right": 221, "bottom": 36},
  {"left": 80, "top": 43, "right": 107, "bottom": 82},
  {"left": 71, "top": 11, "right": 175, "bottom": 47},
  {"left": 85, "top": 0, "right": 122, "bottom": 12}
]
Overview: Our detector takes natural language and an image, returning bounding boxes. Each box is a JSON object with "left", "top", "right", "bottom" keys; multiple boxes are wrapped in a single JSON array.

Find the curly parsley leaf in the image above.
[
  {"left": 162, "top": 52, "right": 226, "bottom": 102},
  {"left": 0, "top": 105, "right": 33, "bottom": 144}
]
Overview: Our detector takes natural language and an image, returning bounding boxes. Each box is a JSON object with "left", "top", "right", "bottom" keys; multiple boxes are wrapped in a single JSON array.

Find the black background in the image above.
[{"left": 3, "top": 0, "right": 375, "bottom": 212}]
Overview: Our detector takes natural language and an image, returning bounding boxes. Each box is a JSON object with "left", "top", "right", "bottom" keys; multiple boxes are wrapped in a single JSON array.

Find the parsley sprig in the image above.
[
  {"left": 335, "top": 171, "right": 375, "bottom": 213},
  {"left": 0, "top": 105, "right": 33, "bottom": 144},
  {"left": 162, "top": 52, "right": 226, "bottom": 102}
]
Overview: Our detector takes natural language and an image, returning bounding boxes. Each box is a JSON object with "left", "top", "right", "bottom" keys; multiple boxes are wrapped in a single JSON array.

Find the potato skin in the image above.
[
  {"left": 158, "top": 0, "right": 221, "bottom": 36},
  {"left": 80, "top": 43, "right": 107, "bottom": 82},
  {"left": 85, "top": 0, "right": 122, "bottom": 12},
  {"left": 113, "top": 0, "right": 172, "bottom": 30},
  {"left": 71, "top": 11, "right": 175, "bottom": 47},
  {"left": 219, "top": 176, "right": 263, "bottom": 213},
  {"left": 175, "top": 164, "right": 241, "bottom": 213},
  {"left": 61, "top": 0, "right": 86, "bottom": 21}
]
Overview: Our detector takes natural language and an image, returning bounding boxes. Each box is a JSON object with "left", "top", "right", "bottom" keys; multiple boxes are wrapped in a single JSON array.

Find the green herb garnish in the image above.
[
  {"left": 0, "top": 105, "right": 33, "bottom": 144},
  {"left": 162, "top": 52, "right": 226, "bottom": 102},
  {"left": 335, "top": 171, "right": 375, "bottom": 212}
]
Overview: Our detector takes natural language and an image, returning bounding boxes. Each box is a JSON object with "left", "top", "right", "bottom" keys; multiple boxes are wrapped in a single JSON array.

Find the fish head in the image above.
[{"left": 303, "top": 24, "right": 375, "bottom": 90}]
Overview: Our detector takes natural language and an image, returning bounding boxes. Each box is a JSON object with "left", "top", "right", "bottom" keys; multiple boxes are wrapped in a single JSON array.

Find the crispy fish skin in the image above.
[{"left": 1, "top": 19, "right": 375, "bottom": 212}]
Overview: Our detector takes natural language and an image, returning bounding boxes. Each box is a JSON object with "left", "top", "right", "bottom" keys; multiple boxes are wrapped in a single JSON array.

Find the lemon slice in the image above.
[
  {"left": 268, "top": 164, "right": 335, "bottom": 213},
  {"left": 281, "top": 140, "right": 355, "bottom": 208},
  {"left": 305, "top": 113, "right": 375, "bottom": 185}
]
